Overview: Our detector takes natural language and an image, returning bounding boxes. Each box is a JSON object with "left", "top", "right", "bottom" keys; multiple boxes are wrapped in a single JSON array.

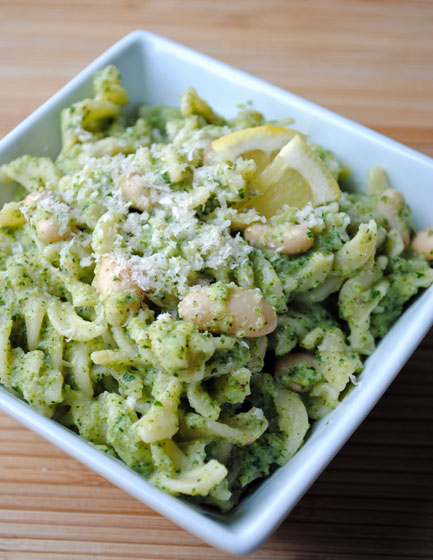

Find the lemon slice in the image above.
[
  {"left": 210, "top": 125, "right": 303, "bottom": 173},
  {"left": 242, "top": 135, "right": 341, "bottom": 217}
]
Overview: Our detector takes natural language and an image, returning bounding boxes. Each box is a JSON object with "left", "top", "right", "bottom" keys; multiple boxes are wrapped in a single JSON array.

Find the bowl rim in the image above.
[{"left": 0, "top": 30, "right": 432, "bottom": 555}]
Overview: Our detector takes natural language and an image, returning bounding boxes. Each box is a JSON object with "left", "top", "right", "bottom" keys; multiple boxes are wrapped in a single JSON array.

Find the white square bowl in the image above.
[{"left": 0, "top": 31, "right": 432, "bottom": 555}]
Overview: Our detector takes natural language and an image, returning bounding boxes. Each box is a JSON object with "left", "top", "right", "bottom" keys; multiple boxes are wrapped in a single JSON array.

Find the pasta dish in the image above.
[{"left": 0, "top": 65, "right": 432, "bottom": 510}]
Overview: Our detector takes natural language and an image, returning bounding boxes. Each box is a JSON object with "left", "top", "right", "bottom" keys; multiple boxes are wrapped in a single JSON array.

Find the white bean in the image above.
[
  {"left": 95, "top": 257, "right": 144, "bottom": 325},
  {"left": 23, "top": 191, "right": 74, "bottom": 243},
  {"left": 95, "top": 256, "right": 143, "bottom": 296},
  {"left": 178, "top": 285, "right": 277, "bottom": 337},
  {"left": 119, "top": 174, "right": 153, "bottom": 212},
  {"left": 244, "top": 223, "right": 314, "bottom": 255},
  {"left": 23, "top": 190, "right": 49, "bottom": 209},
  {"left": 274, "top": 352, "right": 317, "bottom": 392},
  {"left": 36, "top": 217, "right": 71, "bottom": 243},
  {"left": 413, "top": 228, "right": 433, "bottom": 261}
]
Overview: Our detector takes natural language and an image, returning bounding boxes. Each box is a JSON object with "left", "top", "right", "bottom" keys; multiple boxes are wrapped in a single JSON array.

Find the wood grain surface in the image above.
[{"left": 0, "top": 1, "right": 432, "bottom": 558}]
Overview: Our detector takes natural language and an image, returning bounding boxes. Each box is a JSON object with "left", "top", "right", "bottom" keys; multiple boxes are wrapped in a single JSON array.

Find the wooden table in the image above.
[{"left": 0, "top": 1, "right": 432, "bottom": 558}]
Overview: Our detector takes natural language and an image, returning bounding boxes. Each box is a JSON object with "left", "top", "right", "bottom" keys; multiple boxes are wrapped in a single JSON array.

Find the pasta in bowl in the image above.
[{"left": 0, "top": 63, "right": 432, "bottom": 513}]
